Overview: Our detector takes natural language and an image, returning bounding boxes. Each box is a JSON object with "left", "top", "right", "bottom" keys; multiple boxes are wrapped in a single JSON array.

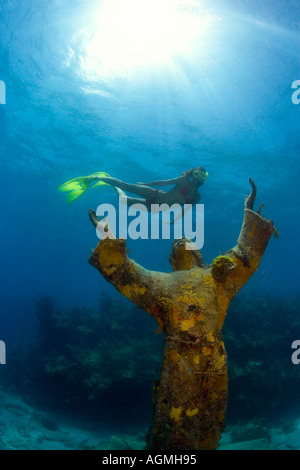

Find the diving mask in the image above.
[{"left": 192, "top": 169, "right": 208, "bottom": 183}]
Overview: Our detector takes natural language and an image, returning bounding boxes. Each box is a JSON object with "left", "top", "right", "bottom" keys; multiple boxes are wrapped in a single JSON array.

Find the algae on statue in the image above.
[{"left": 88, "top": 179, "right": 277, "bottom": 450}]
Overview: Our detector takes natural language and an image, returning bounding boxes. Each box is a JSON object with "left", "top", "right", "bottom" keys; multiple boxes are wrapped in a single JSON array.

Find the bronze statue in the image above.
[{"left": 88, "top": 179, "right": 278, "bottom": 450}]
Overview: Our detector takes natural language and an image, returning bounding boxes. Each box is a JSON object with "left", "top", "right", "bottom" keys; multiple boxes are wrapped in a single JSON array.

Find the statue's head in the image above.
[{"left": 169, "top": 238, "right": 204, "bottom": 271}]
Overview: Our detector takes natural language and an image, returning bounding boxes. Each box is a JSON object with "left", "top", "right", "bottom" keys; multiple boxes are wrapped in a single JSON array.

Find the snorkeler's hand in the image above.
[
  {"left": 163, "top": 219, "right": 174, "bottom": 225},
  {"left": 163, "top": 204, "right": 192, "bottom": 226}
]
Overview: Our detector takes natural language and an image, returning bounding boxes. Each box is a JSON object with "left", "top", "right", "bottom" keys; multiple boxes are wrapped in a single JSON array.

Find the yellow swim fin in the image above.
[{"left": 58, "top": 172, "right": 110, "bottom": 203}]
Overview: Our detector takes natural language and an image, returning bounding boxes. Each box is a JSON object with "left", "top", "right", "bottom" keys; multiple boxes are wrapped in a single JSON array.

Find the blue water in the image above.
[{"left": 0, "top": 0, "right": 300, "bottom": 449}]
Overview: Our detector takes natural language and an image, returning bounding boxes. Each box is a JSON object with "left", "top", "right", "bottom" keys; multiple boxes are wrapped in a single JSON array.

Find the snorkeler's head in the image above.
[{"left": 186, "top": 167, "right": 208, "bottom": 186}]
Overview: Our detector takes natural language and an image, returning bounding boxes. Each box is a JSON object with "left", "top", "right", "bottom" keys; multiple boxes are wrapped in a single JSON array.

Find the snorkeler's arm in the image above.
[
  {"left": 137, "top": 176, "right": 185, "bottom": 187},
  {"left": 211, "top": 179, "right": 278, "bottom": 299},
  {"left": 89, "top": 235, "right": 168, "bottom": 316},
  {"left": 163, "top": 203, "right": 193, "bottom": 225}
]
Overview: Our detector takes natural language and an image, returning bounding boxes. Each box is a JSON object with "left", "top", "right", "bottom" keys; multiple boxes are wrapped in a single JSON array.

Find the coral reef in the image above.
[
  {"left": 7, "top": 295, "right": 163, "bottom": 427},
  {"left": 211, "top": 256, "right": 236, "bottom": 282},
  {"left": 88, "top": 180, "right": 276, "bottom": 450},
  {"left": 7, "top": 292, "right": 300, "bottom": 430},
  {"left": 4, "top": 305, "right": 300, "bottom": 451},
  {"left": 5, "top": 286, "right": 300, "bottom": 450}
]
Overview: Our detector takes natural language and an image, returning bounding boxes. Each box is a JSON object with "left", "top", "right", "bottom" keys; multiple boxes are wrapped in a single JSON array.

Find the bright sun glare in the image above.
[{"left": 80, "top": 0, "right": 213, "bottom": 79}]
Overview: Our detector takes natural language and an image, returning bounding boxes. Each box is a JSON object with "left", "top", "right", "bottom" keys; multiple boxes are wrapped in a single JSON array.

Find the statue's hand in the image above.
[
  {"left": 245, "top": 178, "right": 257, "bottom": 210},
  {"left": 88, "top": 209, "right": 116, "bottom": 239}
]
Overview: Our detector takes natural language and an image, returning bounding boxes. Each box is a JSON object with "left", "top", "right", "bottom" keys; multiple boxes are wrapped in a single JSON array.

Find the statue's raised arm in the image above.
[{"left": 211, "top": 178, "right": 279, "bottom": 300}]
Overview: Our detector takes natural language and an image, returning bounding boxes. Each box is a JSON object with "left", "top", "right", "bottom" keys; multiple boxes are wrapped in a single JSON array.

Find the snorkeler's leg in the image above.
[
  {"left": 94, "top": 176, "right": 161, "bottom": 199},
  {"left": 113, "top": 186, "right": 126, "bottom": 199},
  {"left": 112, "top": 186, "right": 147, "bottom": 209}
]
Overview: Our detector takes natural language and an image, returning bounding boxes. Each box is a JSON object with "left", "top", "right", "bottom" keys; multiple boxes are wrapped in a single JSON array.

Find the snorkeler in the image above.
[{"left": 59, "top": 167, "right": 208, "bottom": 209}]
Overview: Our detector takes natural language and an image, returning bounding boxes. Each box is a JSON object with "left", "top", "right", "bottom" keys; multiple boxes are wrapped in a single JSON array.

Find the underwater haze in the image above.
[{"left": 0, "top": 0, "right": 300, "bottom": 451}]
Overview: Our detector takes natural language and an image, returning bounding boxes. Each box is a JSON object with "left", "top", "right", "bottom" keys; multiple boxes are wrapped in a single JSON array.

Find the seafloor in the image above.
[{"left": 0, "top": 385, "right": 299, "bottom": 450}]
